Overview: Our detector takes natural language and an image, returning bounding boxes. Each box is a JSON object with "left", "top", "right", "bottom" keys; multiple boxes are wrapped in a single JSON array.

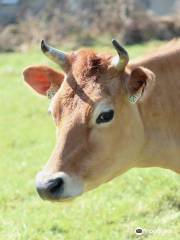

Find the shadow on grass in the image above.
[{"left": 50, "top": 225, "right": 68, "bottom": 235}]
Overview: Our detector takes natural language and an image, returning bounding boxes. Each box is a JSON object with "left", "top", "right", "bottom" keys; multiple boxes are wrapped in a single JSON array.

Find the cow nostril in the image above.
[
  {"left": 36, "top": 174, "right": 66, "bottom": 200},
  {"left": 48, "top": 177, "right": 64, "bottom": 195}
]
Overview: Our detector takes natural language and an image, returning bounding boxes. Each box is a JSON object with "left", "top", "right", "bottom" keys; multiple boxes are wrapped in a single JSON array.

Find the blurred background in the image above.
[
  {"left": 0, "top": 0, "right": 180, "bottom": 52},
  {"left": 0, "top": 1, "right": 180, "bottom": 240}
]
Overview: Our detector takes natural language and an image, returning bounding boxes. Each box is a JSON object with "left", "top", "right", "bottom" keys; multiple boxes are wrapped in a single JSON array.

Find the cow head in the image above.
[{"left": 23, "top": 40, "right": 155, "bottom": 201}]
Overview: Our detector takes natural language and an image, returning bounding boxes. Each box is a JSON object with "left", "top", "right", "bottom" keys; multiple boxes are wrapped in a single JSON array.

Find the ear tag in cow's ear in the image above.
[
  {"left": 128, "top": 84, "right": 144, "bottom": 104},
  {"left": 128, "top": 94, "right": 141, "bottom": 104},
  {"left": 47, "top": 90, "right": 55, "bottom": 99},
  {"left": 47, "top": 87, "right": 58, "bottom": 100}
]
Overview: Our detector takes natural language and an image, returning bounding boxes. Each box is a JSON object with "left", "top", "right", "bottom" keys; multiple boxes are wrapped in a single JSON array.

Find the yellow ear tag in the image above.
[
  {"left": 47, "top": 86, "right": 58, "bottom": 99},
  {"left": 128, "top": 91, "right": 142, "bottom": 104}
]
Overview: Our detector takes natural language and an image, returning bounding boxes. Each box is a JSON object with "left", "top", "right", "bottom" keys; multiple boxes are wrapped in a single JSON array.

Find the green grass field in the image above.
[{"left": 0, "top": 41, "right": 179, "bottom": 240}]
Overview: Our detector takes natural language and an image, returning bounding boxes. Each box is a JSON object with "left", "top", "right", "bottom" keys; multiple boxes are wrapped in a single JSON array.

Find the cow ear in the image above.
[
  {"left": 127, "top": 66, "right": 156, "bottom": 103},
  {"left": 23, "top": 66, "right": 64, "bottom": 98}
]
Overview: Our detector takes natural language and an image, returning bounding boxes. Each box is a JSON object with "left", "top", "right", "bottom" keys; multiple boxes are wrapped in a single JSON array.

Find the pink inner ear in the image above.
[{"left": 23, "top": 67, "right": 51, "bottom": 95}]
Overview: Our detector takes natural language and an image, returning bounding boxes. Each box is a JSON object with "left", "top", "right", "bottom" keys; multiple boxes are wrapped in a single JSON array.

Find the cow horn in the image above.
[
  {"left": 41, "top": 40, "right": 70, "bottom": 71},
  {"left": 111, "top": 39, "right": 129, "bottom": 70}
]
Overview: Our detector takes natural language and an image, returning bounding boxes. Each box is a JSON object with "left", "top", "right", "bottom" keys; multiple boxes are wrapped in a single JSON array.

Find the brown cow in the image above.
[{"left": 23, "top": 39, "right": 180, "bottom": 201}]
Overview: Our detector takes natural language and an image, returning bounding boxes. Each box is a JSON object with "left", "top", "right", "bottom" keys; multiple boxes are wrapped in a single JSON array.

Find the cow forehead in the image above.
[
  {"left": 71, "top": 49, "right": 112, "bottom": 83},
  {"left": 50, "top": 80, "right": 94, "bottom": 124},
  {"left": 51, "top": 49, "right": 120, "bottom": 121}
]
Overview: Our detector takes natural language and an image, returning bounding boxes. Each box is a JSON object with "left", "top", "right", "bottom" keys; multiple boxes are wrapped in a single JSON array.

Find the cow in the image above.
[{"left": 23, "top": 39, "right": 180, "bottom": 201}]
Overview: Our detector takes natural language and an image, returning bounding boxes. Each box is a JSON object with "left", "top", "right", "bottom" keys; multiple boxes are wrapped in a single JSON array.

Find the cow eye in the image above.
[{"left": 96, "top": 110, "right": 114, "bottom": 124}]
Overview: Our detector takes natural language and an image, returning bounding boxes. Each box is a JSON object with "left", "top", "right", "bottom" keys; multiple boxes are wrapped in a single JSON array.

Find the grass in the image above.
[{"left": 0, "top": 41, "right": 179, "bottom": 240}]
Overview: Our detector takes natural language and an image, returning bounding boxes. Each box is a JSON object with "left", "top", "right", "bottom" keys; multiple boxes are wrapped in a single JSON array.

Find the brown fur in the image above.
[
  {"left": 129, "top": 40, "right": 180, "bottom": 171},
  {"left": 24, "top": 40, "right": 180, "bottom": 199}
]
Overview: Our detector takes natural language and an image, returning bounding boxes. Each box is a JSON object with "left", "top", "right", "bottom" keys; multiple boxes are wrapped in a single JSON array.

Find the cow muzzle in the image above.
[{"left": 35, "top": 171, "right": 84, "bottom": 201}]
